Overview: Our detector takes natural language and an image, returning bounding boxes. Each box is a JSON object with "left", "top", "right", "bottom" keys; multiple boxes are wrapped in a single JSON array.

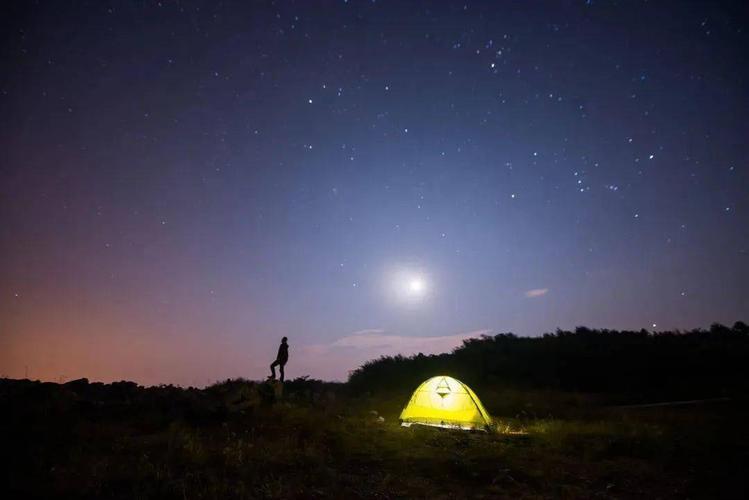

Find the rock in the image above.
[
  {"left": 258, "top": 380, "right": 283, "bottom": 405},
  {"left": 64, "top": 378, "right": 89, "bottom": 387},
  {"left": 272, "top": 380, "right": 284, "bottom": 399},
  {"left": 63, "top": 378, "right": 90, "bottom": 395}
]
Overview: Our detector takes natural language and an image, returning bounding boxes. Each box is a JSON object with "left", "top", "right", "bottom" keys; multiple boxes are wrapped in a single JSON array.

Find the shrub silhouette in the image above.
[{"left": 347, "top": 322, "right": 749, "bottom": 402}]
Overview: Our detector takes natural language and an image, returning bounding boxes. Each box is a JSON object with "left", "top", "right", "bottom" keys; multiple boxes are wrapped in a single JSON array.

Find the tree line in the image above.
[{"left": 347, "top": 322, "right": 749, "bottom": 401}]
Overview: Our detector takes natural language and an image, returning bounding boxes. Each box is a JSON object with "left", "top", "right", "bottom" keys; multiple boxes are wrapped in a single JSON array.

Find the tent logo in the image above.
[{"left": 435, "top": 378, "right": 451, "bottom": 398}]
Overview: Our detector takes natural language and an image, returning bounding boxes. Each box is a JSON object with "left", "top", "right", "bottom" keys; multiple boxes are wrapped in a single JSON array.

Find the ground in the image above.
[{"left": 2, "top": 378, "right": 747, "bottom": 499}]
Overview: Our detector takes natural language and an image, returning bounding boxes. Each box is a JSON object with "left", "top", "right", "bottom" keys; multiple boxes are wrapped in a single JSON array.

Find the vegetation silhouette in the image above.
[{"left": 348, "top": 322, "right": 749, "bottom": 402}]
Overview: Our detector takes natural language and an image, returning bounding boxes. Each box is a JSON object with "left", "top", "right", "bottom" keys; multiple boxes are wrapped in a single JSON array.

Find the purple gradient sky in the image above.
[{"left": 1, "top": 1, "right": 747, "bottom": 385}]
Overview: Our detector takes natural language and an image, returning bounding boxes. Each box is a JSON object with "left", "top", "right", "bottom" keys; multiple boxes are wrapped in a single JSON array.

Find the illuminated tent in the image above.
[{"left": 399, "top": 375, "right": 493, "bottom": 430}]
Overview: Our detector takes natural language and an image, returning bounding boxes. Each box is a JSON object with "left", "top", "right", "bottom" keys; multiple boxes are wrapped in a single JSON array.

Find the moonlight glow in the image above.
[
  {"left": 408, "top": 278, "right": 426, "bottom": 296},
  {"left": 388, "top": 269, "right": 430, "bottom": 304}
]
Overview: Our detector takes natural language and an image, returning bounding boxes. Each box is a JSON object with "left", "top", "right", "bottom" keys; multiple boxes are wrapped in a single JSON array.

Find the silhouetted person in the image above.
[{"left": 269, "top": 336, "right": 289, "bottom": 382}]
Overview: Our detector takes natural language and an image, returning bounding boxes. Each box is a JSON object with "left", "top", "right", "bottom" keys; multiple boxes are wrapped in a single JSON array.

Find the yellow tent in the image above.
[{"left": 399, "top": 375, "right": 493, "bottom": 430}]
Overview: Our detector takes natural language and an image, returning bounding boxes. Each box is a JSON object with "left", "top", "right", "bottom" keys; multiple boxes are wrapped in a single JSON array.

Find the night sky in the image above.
[{"left": 1, "top": 1, "right": 747, "bottom": 385}]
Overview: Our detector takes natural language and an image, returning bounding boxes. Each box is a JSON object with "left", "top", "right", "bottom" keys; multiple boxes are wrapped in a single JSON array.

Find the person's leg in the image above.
[
  {"left": 270, "top": 360, "right": 278, "bottom": 379},
  {"left": 279, "top": 362, "right": 285, "bottom": 382}
]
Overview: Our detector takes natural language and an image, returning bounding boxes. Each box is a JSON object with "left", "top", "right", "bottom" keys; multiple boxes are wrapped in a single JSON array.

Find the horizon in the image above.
[
  {"left": 2, "top": 1, "right": 747, "bottom": 387},
  {"left": 3, "top": 322, "right": 745, "bottom": 387}
]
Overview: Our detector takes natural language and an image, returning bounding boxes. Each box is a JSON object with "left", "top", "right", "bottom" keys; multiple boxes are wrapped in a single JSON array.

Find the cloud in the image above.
[
  {"left": 524, "top": 288, "right": 549, "bottom": 298},
  {"left": 346, "top": 328, "right": 387, "bottom": 337},
  {"left": 330, "top": 330, "right": 485, "bottom": 351},
  {"left": 295, "top": 329, "right": 491, "bottom": 381}
]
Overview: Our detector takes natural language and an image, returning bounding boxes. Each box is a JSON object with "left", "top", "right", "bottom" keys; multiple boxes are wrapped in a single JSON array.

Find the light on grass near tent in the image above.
[{"left": 399, "top": 375, "right": 493, "bottom": 431}]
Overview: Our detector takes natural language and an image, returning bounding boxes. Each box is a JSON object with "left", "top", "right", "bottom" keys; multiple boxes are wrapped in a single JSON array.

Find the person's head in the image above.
[{"left": 281, "top": 336, "right": 288, "bottom": 343}]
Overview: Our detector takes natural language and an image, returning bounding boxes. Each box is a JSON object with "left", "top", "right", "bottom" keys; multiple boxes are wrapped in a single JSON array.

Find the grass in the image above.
[{"left": 2, "top": 378, "right": 748, "bottom": 499}]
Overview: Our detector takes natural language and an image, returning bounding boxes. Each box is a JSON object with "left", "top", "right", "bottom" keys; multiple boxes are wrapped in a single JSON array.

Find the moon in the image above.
[
  {"left": 385, "top": 266, "right": 431, "bottom": 305},
  {"left": 397, "top": 272, "right": 428, "bottom": 302},
  {"left": 408, "top": 278, "right": 425, "bottom": 295}
]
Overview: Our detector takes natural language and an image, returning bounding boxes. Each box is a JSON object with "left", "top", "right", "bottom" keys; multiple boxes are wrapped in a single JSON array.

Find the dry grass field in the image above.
[{"left": 2, "top": 377, "right": 747, "bottom": 499}]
